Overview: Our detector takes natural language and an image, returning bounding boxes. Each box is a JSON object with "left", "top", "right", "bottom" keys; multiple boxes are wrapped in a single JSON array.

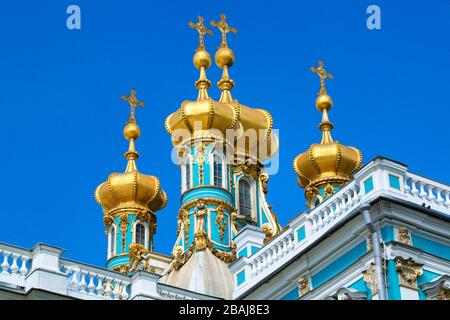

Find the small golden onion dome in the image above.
[
  {"left": 96, "top": 89, "right": 168, "bottom": 214},
  {"left": 95, "top": 170, "right": 167, "bottom": 213},
  {"left": 165, "top": 98, "right": 239, "bottom": 139},
  {"left": 293, "top": 100, "right": 362, "bottom": 204},
  {"left": 294, "top": 61, "right": 362, "bottom": 206},
  {"left": 293, "top": 141, "right": 362, "bottom": 189}
]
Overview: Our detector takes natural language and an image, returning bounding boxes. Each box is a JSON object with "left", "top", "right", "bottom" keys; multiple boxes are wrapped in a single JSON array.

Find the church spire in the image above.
[
  {"left": 211, "top": 14, "right": 237, "bottom": 103},
  {"left": 310, "top": 61, "right": 334, "bottom": 144},
  {"left": 189, "top": 16, "right": 213, "bottom": 101},
  {"left": 121, "top": 88, "right": 144, "bottom": 172}
]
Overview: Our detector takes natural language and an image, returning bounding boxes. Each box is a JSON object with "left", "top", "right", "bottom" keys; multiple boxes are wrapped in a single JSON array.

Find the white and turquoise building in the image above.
[{"left": 0, "top": 16, "right": 448, "bottom": 300}]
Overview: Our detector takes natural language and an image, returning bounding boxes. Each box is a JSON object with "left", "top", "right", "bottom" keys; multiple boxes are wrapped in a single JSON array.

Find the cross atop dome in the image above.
[
  {"left": 310, "top": 60, "right": 333, "bottom": 95},
  {"left": 189, "top": 16, "right": 213, "bottom": 51},
  {"left": 121, "top": 88, "right": 144, "bottom": 122},
  {"left": 210, "top": 14, "right": 237, "bottom": 48}
]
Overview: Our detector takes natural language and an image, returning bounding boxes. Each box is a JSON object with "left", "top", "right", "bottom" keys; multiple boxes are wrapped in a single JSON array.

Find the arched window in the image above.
[
  {"left": 135, "top": 222, "right": 146, "bottom": 246},
  {"left": 213, "top": 152, "right": 224, "bottom": 187},
  {"left": 239, "top": 179, "right": 252, "bottom": 217},
  {"left": 108, "top": 225, "right": 116, "bottom": 258},
  {"left": 183, "top": 156, "right": 192, "bottom": 191}
]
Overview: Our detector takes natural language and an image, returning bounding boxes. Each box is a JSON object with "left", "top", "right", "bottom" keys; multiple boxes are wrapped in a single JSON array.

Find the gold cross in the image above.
[
  {"left": 121, "top": 88, "right": 144, "bottom": 122},
  {"left": 188, "top": 16, "right": 213, "bottom": 51},
  {"left": 310, "top": 60, "right": 333, "bottom": 95},
  {"left": 210, "top": 14, "right": 237, "bottom": 48}
]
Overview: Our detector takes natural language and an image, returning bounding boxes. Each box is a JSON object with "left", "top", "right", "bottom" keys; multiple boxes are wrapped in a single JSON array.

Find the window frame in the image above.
[
  {"left": 237, "top": 177, "right": 255, "bottom": 219},
  {"left": 108, "top": 224, "right": 116, "bottom": 259},
  {"left": 181, "top": 154, "right": 193, "bottom": 192},
  {"left": 211, "top": 150, "right": 227, "bottom": 189}
]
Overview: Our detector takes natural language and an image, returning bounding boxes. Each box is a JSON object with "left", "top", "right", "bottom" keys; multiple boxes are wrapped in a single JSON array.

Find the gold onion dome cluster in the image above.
[
  {"left": 164, "top": 15, "right": 278, "bottom": 162},
  {"left": 95, "top": 90, "right": 167, "bottom": 215},
  {"left": 294, "top": 61, "right": 362, "bottom": 206}
]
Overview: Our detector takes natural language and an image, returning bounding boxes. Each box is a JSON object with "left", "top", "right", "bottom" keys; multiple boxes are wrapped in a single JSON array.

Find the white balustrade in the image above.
[
  {"left": 404, "top": 173, "right": 450, "bottom": 213},
  {"left": 62, "top": 264, "right": 130, "bottom": 300},
  {"left": 0, "top": 244, "right": 31, "bottom": 287}
]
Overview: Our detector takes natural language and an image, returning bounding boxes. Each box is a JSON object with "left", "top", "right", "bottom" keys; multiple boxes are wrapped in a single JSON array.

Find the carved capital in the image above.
[
  {"left": 362, "top": 263, "right": 378, "bottom": 295},
  {"left": 395, "top": 257, "right": 423, "bottom": 289}
]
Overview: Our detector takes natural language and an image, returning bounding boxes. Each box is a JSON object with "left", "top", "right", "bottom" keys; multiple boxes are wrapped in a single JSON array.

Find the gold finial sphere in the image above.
[
  {"left": 315, "top": 94, "right": 333, "bottom": 112},
  {"left": 193, "top": 49, "right": 212, "bottom": 69},
  {"left": 215, "top": 47, "right": 235, "bottom": 68},
  {"left": 124, "top": 122, "right": 141, "bottom": 140}
]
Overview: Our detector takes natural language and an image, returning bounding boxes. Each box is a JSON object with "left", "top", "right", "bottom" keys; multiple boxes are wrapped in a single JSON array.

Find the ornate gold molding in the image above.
[
  {"left": 259, "top": 172, "right": 269, "bottom": 194},
  {"left": 177, "top": 209, "right": 190, "bottom": 244},
  {"left": 112, "top": 264, "right": 130, "bottom": 274},
  {"left": 119, "top": 213, "right": 129, "bottom": 251},
  {"left": 195, "top": 143, "right": 206, "bottom": 184},
  {"left": 262, "top": 224, "right": 274, "bottom": 244},
  {"left": 215, "top": 205, "right": 226, "bottom": 240},
  {"left": 437, "top": 287, "right": 450, "bottom": 300},
  {"left": 395, "top": 256, "right": 423, "bottom": 289},
  {"left": 181, "top": 197, "right": 236, "bottom": 215},
  {"left": 362, "top": 263, "right": 378, "bottom": 295},
  {"left": 398, "top": 227, "right": 411, "bottom": 245},
  {"left": 208, "top": 241, "right": 236, "bottom": 263},
  {"left": 234, "top": 161, "right": 260, "bottom": 180},
  {"left": 298, "top": 277, "right": 310, "bottom": 297}
]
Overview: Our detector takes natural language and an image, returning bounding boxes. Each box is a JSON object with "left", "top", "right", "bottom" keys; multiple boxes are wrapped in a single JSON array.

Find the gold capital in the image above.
[
  {"left": 310, "top": 60, "right": 333, "bottom": 95},
  {"left": 189, "top": 16, "right": 213, "bottom": 51},
  {"left": 121, "top": 88, "right": 144, "bottom": 122},
  {"left": 211, "top": 14, "right": 237, "bottom": 48}
]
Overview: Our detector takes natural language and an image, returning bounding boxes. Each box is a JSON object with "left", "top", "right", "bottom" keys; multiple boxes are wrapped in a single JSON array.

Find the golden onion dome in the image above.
[
  {"left": 166, "top": 15, "right": 278, "bottom": 162},
  {"left": 95, "top": 89, "right": 167, "bottom": 214},
  {"left": 294, "top": 61, "right": 362, "bottom": 206}
]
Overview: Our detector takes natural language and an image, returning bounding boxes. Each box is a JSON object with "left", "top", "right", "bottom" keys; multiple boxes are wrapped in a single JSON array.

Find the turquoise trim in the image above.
[
  {"left": 349, "top": 278, "right": 371, "bottom": 300},
  {"left": 251, "top": 246, "right": 259, "bottom": 255},
  {"left": 311, "top": 242, "right": 366, "bottom": 288},
  {"left": 237, "top": 270, "right": 246, "bottom": 286},
  {"left": 364, "top": 177, "right": 374, "bottom": 194},
  {"left": 238, "top": 247, "right": 248, "bottom": 258},
  {"left": 281, "top": 287, "right": 298, "bottom": 300},
  {"left": 411, "top": 234, "right": 450, "bottom": 260},
  {"left": 417, "top": 269, "right": 441, "bottom": 300},
  {"left": 381, "top": 226, "right": 394, "bottom": 243},
  {"left": 182, "top": 187, "right": 232, "bottom": 204},
  {"left": 297, "top": 226, "right": 306, "bottom": 242},
  {"left": 107, "top": 255, "right": 129, "bottom": 270},
  {"left": 386, "top": 259, "right": 401, "bottom": 300},
  {"left": 389, "top": 174, "right": 401, "bottom": 190}
]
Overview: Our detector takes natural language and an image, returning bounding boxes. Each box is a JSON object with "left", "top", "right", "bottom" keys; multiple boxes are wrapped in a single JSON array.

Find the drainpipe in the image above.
[{"left": 360, "top": 203, "right": 388, "bottom": 300}]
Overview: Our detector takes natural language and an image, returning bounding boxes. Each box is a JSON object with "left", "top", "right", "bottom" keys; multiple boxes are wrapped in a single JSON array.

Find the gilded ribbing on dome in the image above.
[
  {"left": 293, "top": 61, "right": 362, "bottom": 207},
  {"left": 164, "top": 15, "right": 278, "bottom": 162}
]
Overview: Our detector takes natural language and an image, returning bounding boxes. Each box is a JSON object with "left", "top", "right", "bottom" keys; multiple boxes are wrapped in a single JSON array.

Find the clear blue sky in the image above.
[{"left": 0, "top": 0, "right": 448, "bottom": 267}]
